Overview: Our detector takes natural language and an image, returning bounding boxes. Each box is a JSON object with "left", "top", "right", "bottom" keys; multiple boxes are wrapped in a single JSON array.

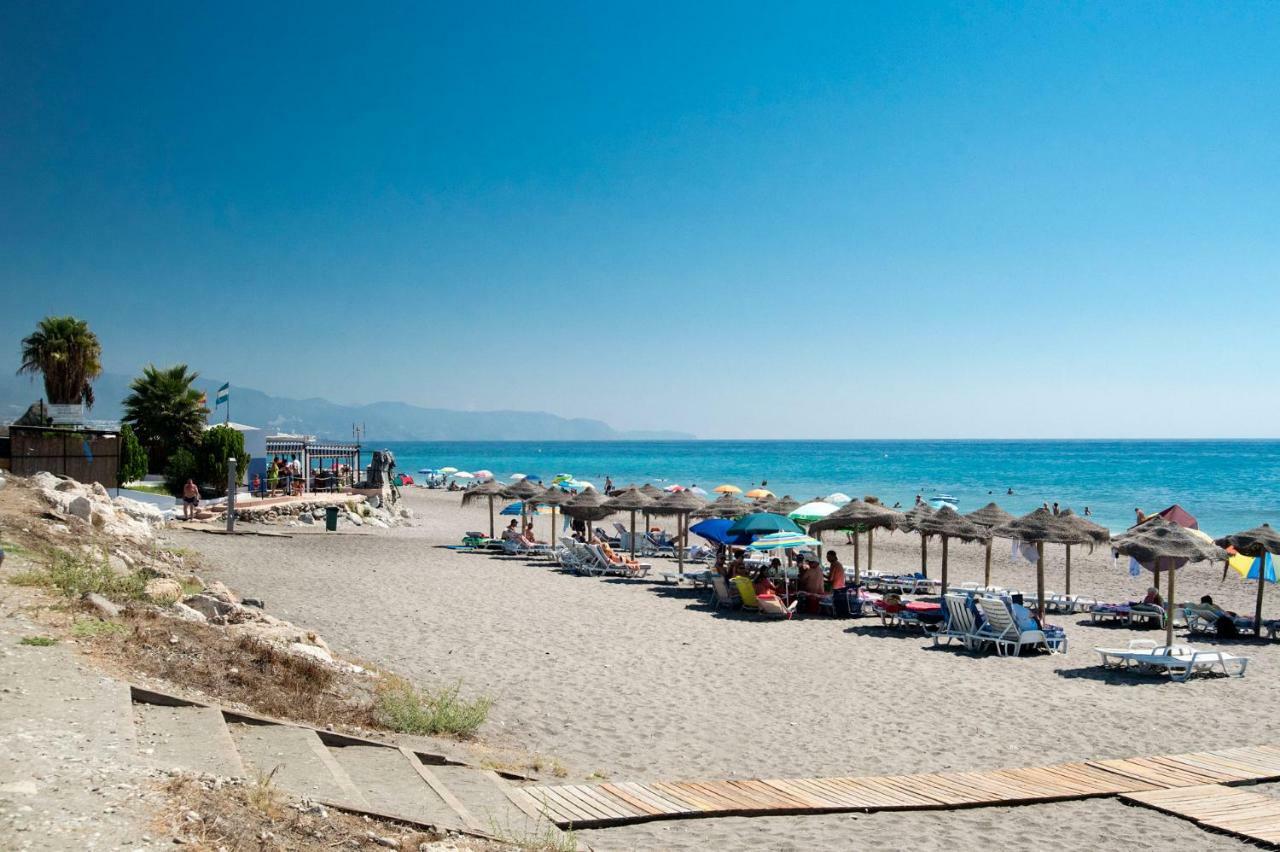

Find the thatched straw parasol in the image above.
[
  {"left": 965, "top": 502, "right": 1015, "bottom": 586},
  {"left": 991, "top": 508, "right": 1097, "bottom": 619},
  {"left": 898, "top": 504, "right": 937, "bottom": 578},
  {"left": 650, "top": 490, "right": 706, "bottom": 575},
  {"left": 531, "top": 487, "right": 573, "bottom": 546},
  {"left": 639, "top": 483, "right": 665, "bottom": 499},
  {"left": 1215, "top": 524, "right": 1280, "bottom": 637},
  {"left": 772, "top": 496, "right": 801, "bottom": 515},
  {"left": 808, "top": 500, "right": 903, "bottom": 580},
  {"left": 460, "top": 479, "right": 508, "bottom": 539},
  {"left": 561, "top": 487, "right": 614, "bottom": 542},
  {"left": 604, "top": 486, "right": 656, "bottom": 558},
  {"left": 1114, "top": 517, "right": 1226, "bottom": 645},
  {"left": 913, "top": 506, "right": 990, "bottom": 596},
  {"left": 505, "top": 478, "right": 545, "bottom": 501},
  {"left": 1056, "top": 509, "right": 1110, "bottom": 596},
  {"left": 693, "top": 492, "right": 752, "bottom": 519}
]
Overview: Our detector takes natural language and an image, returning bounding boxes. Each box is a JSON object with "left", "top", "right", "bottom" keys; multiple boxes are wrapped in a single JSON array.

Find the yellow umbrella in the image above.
[
  {"left": 713, "top": 484, "right": 742, "bottom": 494},
  {"left": 746, "top": 488, "right": 773, "bottom": 499}
]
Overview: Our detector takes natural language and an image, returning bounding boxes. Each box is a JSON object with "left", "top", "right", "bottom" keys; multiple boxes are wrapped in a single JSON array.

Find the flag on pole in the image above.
[{"left": 215, "top": 383, "right": 230, "bottom": 406}]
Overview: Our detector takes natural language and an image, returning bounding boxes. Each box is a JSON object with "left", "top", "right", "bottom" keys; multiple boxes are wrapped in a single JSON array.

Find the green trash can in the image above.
[{"left": 324, "top": 506, "right": 339, "bottom": 532}]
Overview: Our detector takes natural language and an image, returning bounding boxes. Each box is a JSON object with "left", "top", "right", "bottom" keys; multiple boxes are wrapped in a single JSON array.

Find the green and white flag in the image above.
[{"left": 215, "top": 382, "right": 230, "bottom": 406}]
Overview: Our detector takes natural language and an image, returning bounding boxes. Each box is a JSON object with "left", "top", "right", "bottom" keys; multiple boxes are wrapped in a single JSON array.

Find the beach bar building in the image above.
[{"left": 265, "top": 433, "right": 362, "bottom": 492}]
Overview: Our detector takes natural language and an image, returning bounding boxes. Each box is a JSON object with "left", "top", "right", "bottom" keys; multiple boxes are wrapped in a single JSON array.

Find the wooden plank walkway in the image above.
[
  {"left": 1121, "top": 784, "right": 1280, "bottom": 847},
  {"left": 514, "top": 745, "right": 1280, "bottom": 829}
]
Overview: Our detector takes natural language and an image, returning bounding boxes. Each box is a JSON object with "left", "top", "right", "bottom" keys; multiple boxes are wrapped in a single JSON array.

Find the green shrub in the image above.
[
  {"left": 197, "top": 425, "right": 248, "bottom": 496},
  {"left": 13, "top": 550, "right": 148, "bottom": 601},
  {"left": 20, "top": 636, "right": 58, "bottom": 647},
  {"left": 70, "top": 618, "right": 128, "bottom": 639},
  {"left": 373, "top": 677, "right": 492, "bottom": 739},
  {"left": 118, "top": 423, "right": 149, "bottom": 486},
  {"left": 164, "top": 447, "right": 199, "bottom": 497}
]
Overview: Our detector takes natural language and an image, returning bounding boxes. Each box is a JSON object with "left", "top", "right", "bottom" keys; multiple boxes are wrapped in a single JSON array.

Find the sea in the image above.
[{"left": 380, "top": 440, "right": 1280, "bottom": 538}]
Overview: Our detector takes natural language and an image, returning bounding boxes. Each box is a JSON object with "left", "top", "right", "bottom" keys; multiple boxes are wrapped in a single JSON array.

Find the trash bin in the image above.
[{"left": 324, "top": 506, "right": 339, "bottom": 532}]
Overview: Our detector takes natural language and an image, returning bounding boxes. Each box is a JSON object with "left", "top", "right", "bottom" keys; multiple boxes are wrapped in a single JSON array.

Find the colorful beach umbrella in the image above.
[
  {"left": 713, "top": 484, "right": 742, "bottom": 494},
  {"left": 509, "top": 473, "right": 527, "bottom": 480},
  {"left": 747, "top": 531, "right": 821, "bottom": 551},
  {"left": 1229, "top": 551, "right": 1277, "bottom": 583},
  {"left": 689, "top": 486, "right": 708, "bottom": 496},
  {"left": 788, "top": 501, "right": 839, "bottom": 524},
  {"left": 825, "top": 492, "right": 851, "bottom": 506},
  {"left": 689, "top": 518, "right": 751, "bottom": 547},
  {"left": 745, "top": 488, "right": 774, "bottom": 499},
  {"left": 440, "top": 467, "right": 458, "bottom": 475},
  {"left": 726, "top": 512, "right": 804, "bottom": 537},
  {"left": 473, "top": 469, "right": 494, "bottom": 481},
  {"left": 501, "top": 501, "right": 551, "bottom": 516},
  {"left": 453, "top": 471, "right": 474, "bottom": 479},
  {"left": 664, "top": 484, "right": 687, "bottom": 492},
  {"left": 1217, "top": 524, "right": 1280, "bottom": 636}
]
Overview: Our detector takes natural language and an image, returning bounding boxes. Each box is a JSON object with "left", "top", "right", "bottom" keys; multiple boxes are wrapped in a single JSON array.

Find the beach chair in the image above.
[
  {"left": 730, "top": 575, "right": 760, "bottom": 610},
  {"left": 644, "top": 533, "right": 677, "bottom": 557},
  {"left": 1094, "top": 640, "right": 1249, "bottom": 681},
  {"left": 589, "top": 544, "right": 651, "bottom": 579},
  {"left": 710, "top": 574, "right": 738, "bottom": 609},
  {"left": 934, "top": 594, "right": 981, "bottom": 651},
  {"left": 757, "top": 595, "right": 798, "bottom": 619},
  {"left": 593, "top": 526, "right": 620, "bottom": 546},
  {"left": 976, "top": 596, "right": 1064, "bottom": 656},
  {"left": 1127, "top": 605, "right": 1167, "bottom": 629}
]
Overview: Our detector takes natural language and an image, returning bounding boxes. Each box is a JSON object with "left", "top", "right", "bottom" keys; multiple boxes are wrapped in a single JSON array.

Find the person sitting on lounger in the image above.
[
  {"left": 1130, "top": 587, "right": 1164, "bottom": 620},
  {"left": 599, "top": 541, "right": 641, "bottom": 569},
  {"left": 799, "top": 558, "right": 824, "bottom": 614},
  {"left": 1191, "top": 595, "right": 1242, "bottom": 638},
  {"left": 754, "top": 565, "right": 779, "bottom": 599},
  {"left": 520, "top": 523, "right": 542, "bottom": 546},
  {"left": 502, "top": 520, "right": 520, "bottom": 541},
  {"left": 729, "top": 551, "right": 748, "bottom": 577}
]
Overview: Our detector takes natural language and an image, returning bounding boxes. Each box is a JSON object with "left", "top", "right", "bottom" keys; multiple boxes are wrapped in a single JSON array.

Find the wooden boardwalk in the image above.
[
  {"left": 1122, "top": 784, "right": 1280, "bottom": 847},
  {"left": 510, "top": 745, "right": 1280, "bottom": 829}
]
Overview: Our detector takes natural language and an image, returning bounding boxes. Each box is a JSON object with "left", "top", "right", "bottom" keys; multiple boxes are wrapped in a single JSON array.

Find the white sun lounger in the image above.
[
  {"left": 976, "top": 596, "right": 1065, "bottom": 656},
  {"left": 1094, "top": 640, "right": 1249, "bottom": 682},
  {"left": 934, "top": 594, "right": 984, "bottom": 652}
]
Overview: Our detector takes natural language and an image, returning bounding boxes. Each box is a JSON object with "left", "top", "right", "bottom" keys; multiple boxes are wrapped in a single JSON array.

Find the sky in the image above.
[{"left": 2, "top": 1, "right": 1278, "bottom": 439}]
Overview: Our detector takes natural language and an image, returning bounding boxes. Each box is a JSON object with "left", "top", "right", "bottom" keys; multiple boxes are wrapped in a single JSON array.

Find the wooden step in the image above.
[{"left": 134, "top": 703, "right": 245, "bottom": 778}]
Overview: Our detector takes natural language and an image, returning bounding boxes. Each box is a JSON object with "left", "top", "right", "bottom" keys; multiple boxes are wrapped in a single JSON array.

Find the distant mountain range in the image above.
[{"left": 0, "top": 372, "right": 694, "bottom": 442}]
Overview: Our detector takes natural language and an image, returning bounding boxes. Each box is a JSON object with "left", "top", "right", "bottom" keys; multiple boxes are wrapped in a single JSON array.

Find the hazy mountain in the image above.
[{"left": 0, "top": 372, "right": 694, "bottom": 441}]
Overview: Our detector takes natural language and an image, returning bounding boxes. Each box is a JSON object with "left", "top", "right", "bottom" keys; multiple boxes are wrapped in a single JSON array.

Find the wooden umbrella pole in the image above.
[
  {"left": 984, "top": 538, "right": 992, "bottom": 587},
  {"left": 629, "top": 510, "right": 636, "bottom": 559},
  {"left": 1255, "top": 553, "right": 1266, "bottom": 637},
  {"left": 852, "top": 531, "right": 860, "bottom": 576},
  {"left": 1036, "top": 542, "right": 1046, "bottom": 621},
  {"left": 488, "top": 495, "right": 495, "bottom": 539},
  {"left": 941, "top": 535, "right": 949, "bottom": 596},
  {"left": 550, "top": 508, "right": 556, "bottom": 547},
  {"left": 920, "top": 535, "right": 928, "bottom": 578},
  {"left": 1065, "top": 545, "right": 1072, "bottom": 596},
  {"left": 1167, "top": 557, "right": 1177, "bottom": 647},
  {"left": 867, "top": 527, "right": 875, "bottom": 573},
  {"left": 678, "top": 513, "right": 686, "bottom": 575}
]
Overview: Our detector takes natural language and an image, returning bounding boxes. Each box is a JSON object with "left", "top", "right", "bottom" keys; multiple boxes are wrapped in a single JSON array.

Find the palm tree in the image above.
[
  {"left": 122, "top": 364, "right": 209, "bottom": 472},
  {"left": 17, "top": 316, "right": 103, "bottom": 408}
]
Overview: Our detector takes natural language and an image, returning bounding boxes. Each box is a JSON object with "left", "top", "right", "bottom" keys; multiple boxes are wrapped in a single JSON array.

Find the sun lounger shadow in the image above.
[
  {"left": 841, "top": 624, "right": 931, "bottom": 641},
  {"left": 1053, "top": 665, "right": 1208, "bottom": 685}
]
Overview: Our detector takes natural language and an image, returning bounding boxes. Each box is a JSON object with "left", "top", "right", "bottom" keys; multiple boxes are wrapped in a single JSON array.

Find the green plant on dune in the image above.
[
  {"left": 373, "top": 676, "right": 492, "bottom": 739},
  {"left": 9, "top": 549, "right": 147, "bottom": 601},
  {"left": 19, "top": 636, "right": 58, "bottom": 647}
]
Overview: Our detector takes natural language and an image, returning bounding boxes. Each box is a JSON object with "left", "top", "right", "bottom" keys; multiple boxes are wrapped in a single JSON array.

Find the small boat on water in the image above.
[{"left": 928, "top": 494, "right": 959, "bottom": 511}]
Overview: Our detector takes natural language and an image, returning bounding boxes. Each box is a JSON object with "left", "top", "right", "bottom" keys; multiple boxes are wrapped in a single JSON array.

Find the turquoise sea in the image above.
[{"left": 381, "top": 440, "right": 1280, "bottom": 537}]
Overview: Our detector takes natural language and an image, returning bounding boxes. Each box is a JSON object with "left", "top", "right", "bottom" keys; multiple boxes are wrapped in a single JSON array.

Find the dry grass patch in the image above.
[{"left": 155, "top": 772, "right": 504, "bottom": 851}]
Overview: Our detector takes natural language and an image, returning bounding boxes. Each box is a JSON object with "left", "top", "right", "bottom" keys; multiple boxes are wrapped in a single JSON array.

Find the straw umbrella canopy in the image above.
[
  {"left": 460, "top": 478, "right": 508, "bottom": 539},
  {"left": 693, "top": 492, "right": 753, "bottom": 519},
  {"left": 604, "top": 486, "right": 656, "bottom": 558},
  {"left": 650, "top": 490, "right": 706, "bottom": 574},
  {"left": 1056, "top": 510, "right": 1111, "bottom": 596},
  {"left": 531, "top": 487, "right": 573, "bottom": 546},
  {"left": 504, "top": 478, "right": 544, "bottom": 501},
  {"left": 991, "top": 508, "right": 1096, "bottom": 619},
  {"left": 912, "top": 506, "right": 990, "bottom": 596},
  {"left": 965, "top": 502, "right": 1016, "bottom": 586},
  {"left": 898, "top": 504, "right": 937, "bottom": 578},
  {"left": 1215, "top": 524, "right": 1280, "bottom": 637},
  {"left": 1115, "top": 517, "right": 1227, "bottom": 646},
  {"left": 809, "top": 499, "right": 903, "bottom": 581},
  {"left": 560, "top": 487, "right": 614, "bottom": 542},
  {"left": 771, "top": 496, "right": 801, "bottom": 515}
]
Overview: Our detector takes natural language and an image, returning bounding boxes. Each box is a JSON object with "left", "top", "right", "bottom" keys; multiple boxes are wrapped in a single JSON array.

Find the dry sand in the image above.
[{"left": 170, "top": 488, "right": 1280, "bottom": 850}]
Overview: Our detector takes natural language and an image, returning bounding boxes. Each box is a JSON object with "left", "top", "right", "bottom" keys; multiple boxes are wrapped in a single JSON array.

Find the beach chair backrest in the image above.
[
  {"left": 730, "top": 575, "right": 760, "bottom": 607},
  {"left": 978, "top": 596, "right": 1016, "bottom": 637},
  {"left": 711, "top": 574, "right": 733, "bottom": 606},
  {"left": 945, "top": 595, "right": 974, "bottom": 634}
]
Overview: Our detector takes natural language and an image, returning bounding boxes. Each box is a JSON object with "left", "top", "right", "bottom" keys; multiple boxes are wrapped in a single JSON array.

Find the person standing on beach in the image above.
[
  {"left": 604, "top": 476, "right": 613, "bottom": 494},
  {"left": 182, "top": 479, "right": 200, "bottom": 520},
  {"left": 826, "top": 550, "right": 846, "bottom": 590}
]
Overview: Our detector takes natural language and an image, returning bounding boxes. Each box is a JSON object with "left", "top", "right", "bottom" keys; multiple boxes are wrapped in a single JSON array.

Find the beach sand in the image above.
[{"left": 170, "top": 488, "right": 1278, "bottom": 850}]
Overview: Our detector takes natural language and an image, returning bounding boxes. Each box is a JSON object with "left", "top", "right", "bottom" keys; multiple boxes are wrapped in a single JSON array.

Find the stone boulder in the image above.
[
  {"left": 68, "top": 496, "right": 93, "bottom": 521},
  {"left": 144, "top": 577, "right": 184, "bottom": 604},
  {"left": 182, "top": 594, "right": 235, "bottom": 620}
]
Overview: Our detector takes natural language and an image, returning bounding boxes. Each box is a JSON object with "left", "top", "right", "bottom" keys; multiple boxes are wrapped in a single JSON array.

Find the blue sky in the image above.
[{"left": 2, "top": 1, "right": 1278, "bottom": 438}]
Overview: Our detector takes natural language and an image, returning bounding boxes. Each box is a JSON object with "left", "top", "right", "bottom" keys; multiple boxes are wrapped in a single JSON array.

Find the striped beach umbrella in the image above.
[{"left": 747, "top": 531, "right": 821, "bottom": 551}]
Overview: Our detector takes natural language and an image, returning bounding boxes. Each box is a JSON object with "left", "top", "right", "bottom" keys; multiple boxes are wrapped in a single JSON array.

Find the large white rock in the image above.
[
  {"left": 67, "top": 496, "right": 93, "bottom": 521},
  {"left": 112, "top": 496, "right": 164, "bottom": 524}
]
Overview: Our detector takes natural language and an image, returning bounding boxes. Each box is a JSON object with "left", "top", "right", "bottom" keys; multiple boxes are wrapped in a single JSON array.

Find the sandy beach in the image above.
[{"left": 169, "top": 487, "right": 1279, "bottom": 850}]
